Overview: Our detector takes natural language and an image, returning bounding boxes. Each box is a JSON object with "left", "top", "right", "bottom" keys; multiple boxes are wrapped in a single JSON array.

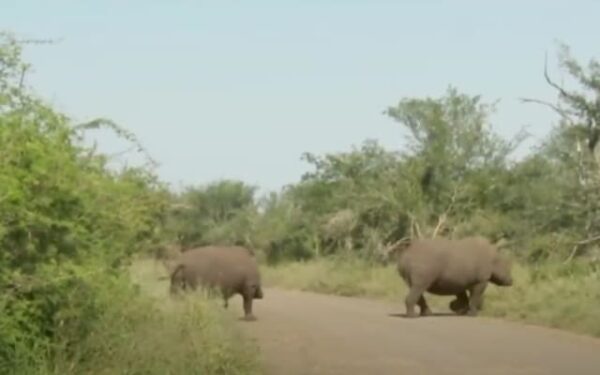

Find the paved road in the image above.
[{"left": 233, "top": 288, "right": 600, "bottom": 375}]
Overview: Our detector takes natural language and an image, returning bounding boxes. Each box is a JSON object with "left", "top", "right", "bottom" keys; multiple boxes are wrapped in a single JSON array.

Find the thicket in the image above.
[{"left": 0, "top": 32, "right": 259, "bottom": 374}]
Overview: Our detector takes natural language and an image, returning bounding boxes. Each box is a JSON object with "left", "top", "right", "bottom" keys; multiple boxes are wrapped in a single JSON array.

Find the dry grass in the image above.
[{"left": 263, "top": 258, "right": 600, "bottom": 337}]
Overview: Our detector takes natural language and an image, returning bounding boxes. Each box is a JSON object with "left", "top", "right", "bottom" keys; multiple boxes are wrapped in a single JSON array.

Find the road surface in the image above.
[{"left": 233, "top": 288, "right": 600, "bottom": 375}]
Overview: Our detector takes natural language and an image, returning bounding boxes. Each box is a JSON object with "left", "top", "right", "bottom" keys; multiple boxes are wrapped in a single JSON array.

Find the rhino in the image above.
[
  {"left": 169, "top": 245, "right": 263, "bottom": 321},
  {"left": 395, "top": 236, "right": 513, "bottom": 318}
]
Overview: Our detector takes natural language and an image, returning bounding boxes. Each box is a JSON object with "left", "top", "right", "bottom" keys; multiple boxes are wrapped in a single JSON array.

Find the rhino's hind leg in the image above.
[
  {"left": 418, "top": 295, "right": 432, "bottom": 316},
  {"left": 242, "top": 292, "right": 256, "bottom": 321},
  {"left": 449, "top": 291, "right": 469, "bottom": 315},
  {"left": 405, "top": 284, "right": 428, "bottom": 318},
  {"left": 253, "top": 285, "right": 263, "bottom": 299},
  {"left": 221, "top": 288, "right": 233, "bottom": 309},
  {"left": 169, "top": 264, "right": 186, "bottom": 297}
]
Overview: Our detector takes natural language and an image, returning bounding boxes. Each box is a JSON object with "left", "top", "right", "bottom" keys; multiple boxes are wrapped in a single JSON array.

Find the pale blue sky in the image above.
[{"left": 2, "top": 1, "right": 599, "bottom": 192}]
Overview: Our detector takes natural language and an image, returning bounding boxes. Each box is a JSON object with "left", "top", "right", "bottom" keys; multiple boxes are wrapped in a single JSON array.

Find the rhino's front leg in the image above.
[{"left": 467, "top": 282, "right": 487, "bottom": 316}]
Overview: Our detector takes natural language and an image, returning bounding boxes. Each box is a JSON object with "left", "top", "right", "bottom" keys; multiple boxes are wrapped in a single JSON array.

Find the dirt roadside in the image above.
[{"left": 232, "top": 287, "right": 600, "bottom": 375}]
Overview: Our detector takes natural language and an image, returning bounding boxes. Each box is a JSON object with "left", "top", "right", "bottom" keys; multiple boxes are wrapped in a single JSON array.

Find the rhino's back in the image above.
[
  {"left": 397, "top": 238, "right": 451, "bottom": 267},
  {"left": 397, "top": 237, "right": 496, "bottom": 286},
  {"left": 179, "top": 245, "right": 260, "bottom": 288}
]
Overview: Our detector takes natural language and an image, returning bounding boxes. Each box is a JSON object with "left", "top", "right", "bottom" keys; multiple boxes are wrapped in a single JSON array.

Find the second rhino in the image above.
[{"left": 169, "top": 245, "right": 264, "bottom": 321}]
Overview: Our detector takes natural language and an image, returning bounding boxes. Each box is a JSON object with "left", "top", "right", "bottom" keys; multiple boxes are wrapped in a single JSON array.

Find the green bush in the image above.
[
  {"left": 48, "top": 262, "right": 262, "bottom": 375},
  {"left": 0, "top": 261, "right": 260, "bottom": 375}
]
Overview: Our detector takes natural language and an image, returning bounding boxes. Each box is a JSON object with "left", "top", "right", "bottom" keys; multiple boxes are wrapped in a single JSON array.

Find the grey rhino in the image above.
[
  {"left": 169, "top": 245, "right": 264, "bottom": 321},
  {"left": 395, "top": 236, "right": 513, "bottom": 318}
]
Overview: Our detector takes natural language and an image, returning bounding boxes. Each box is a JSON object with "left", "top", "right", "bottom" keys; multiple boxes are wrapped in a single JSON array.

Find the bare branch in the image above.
[
  {"left": 431, "top": 185, "right": 460, "bottom": 238},
  {"left": 384, "top": 237, "right": 411, "bottom": 259},
  {"left": 493, "top": 237, "right": 511, "bottom": 249},
  {"left": 18, "top": 65, "right": 28, "bottom": 90},
  {"left": 405, "top": 212, "right": 422, "bottom": 240},
  {"left": 576, "top": 234, "right": 600, "bottom": 246},
  {"left": 74, "top": 118, "right": 158, "bottom": 168},
  {"left": 409, "top": 215, "right": 422, "bottom": 239},
  {"left": 518, "top": 97, "right": 574, "bottom": 123},
  {"left": 542, "top": 51, "right": 596, "bottom": 123},
  {"left": 431, "top": 213, "right": 447, "bottom": 238},
  {"left": 446, "top": 186, "right": 459, "bottom": 214},
  {"left": 544, "top": 51, "right": 572, "bottom": 100},
  {"left": 106, "top": 146, "right": 137, "bottom": 160},
  {"left": 564, "top": 244, "right": 580, "bottom": 264},
  {"left": 564, "top": 234, "right": 600, "bottom": 263}
]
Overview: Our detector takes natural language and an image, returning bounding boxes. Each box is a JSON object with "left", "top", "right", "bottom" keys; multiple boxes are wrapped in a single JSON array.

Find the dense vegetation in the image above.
[
  {"left": 167, "top": 44, "right": 600, "bottom": 335},
  {"left": 0, "top": 32, "right": 259, "bottom": 374}
]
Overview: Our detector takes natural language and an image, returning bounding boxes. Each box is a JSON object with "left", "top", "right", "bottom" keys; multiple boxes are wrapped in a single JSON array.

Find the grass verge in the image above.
[
  {"left": 29, "top": 259, "right": 262, "bottom": 375},
  {"left": 262, "top": 257, "right": 600, "bottom": 337}
]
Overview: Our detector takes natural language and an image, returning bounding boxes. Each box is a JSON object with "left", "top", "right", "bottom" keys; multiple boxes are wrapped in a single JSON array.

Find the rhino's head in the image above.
[{"left": 490, "top": 254, "right": 513, "bottom": 287}]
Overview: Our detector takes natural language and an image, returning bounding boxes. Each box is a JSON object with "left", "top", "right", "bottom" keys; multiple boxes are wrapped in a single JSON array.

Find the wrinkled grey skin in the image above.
[
  {"left": 396, "top": 236, "right": 513, "bottom": 318},
  {"left": 169, "top": 245, "right": 263, "bottom": 321}
]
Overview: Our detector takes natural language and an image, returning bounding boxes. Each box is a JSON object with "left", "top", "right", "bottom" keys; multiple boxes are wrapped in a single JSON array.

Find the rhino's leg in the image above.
[
  {"left": 418, "top": 295, "right": 432, "bottom": 316},
  {"left": 467, "top": 282, "right": 487, "bottom": 316},
  {"left": 405, "top": 284, "right": 428, "bottom": 318},
  {"left": 253, "top": 285, "right": 263, "bottom": 299},
  {"left": 169, "top": 264, "right": 186, "bottom": 296},
  {"left": 242, "top": 291, "right": 256, "bottom": 321},
  {"left": 449, "top": 291, "right": 469, "bottom": 315},
  {"left": 219, "top": 288, "right": 230, "bottom": 309}
]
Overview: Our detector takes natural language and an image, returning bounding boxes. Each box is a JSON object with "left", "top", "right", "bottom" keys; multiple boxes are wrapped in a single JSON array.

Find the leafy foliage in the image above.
[
  {"left": 165, "top": 180, "right": 258, "bottom": 249},
  {"left": 235, "top": 89, "right": 532, "bottom": 264},
  {"left": 0, "top": 32, "right": 170, "bottom": 372}
]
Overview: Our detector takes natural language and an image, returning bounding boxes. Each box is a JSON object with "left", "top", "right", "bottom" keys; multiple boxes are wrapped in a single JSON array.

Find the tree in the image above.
[
  {"left": 385, "top": 86, "right": 525, "bottom": 238},
  {"left": 522, "top": 44, "right": 600, "bottom": 261},
  {"left": 166, "top": 179, "right": 258, "bottom": 248}
]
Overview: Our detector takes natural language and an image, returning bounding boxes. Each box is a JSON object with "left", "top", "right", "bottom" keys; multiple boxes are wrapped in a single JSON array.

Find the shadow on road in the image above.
[{"left": 388, "top": 312, "right": 459, "bottom": 318}]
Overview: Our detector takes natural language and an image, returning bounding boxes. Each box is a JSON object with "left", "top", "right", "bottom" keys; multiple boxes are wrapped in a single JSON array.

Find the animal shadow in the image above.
[{"left": 388, "top": 312, "right": 459, "bottom": 319}]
